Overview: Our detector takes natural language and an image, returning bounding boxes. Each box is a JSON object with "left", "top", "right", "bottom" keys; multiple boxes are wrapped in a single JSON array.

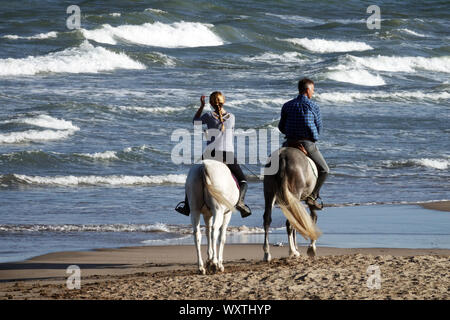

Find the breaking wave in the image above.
[
  {"left": 81, "top": 21, "right": 224, "bottom": 48},
  {"left": 0, "top": 40, "right": 145, "bottom": 76},
  {"left": 282, "top": 37, "right": 373, "bottom": 53},
  {"left": 0, "top": 173, "right": 187, "bottom": 186}
]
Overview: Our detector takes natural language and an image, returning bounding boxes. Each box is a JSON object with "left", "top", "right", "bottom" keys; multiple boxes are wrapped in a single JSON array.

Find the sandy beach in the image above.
[
  {"left": 0, "top": 201, "right": 448, "bottom": 300},
  {"left": 0, "top": 244, "right": 449, "bottom": 300}
]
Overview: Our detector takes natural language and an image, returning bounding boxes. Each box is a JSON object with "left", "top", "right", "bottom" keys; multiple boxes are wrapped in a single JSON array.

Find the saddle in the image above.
[{"left": 285, "top": 139, "right": 308, "bottom": 156}]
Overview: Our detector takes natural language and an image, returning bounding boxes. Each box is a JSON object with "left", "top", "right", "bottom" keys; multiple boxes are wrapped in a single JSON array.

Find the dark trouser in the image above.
[
  {"left": 202, "top": 150, "right": 246, "bottom": 183},
  {"left": 283, "top": 139, "right": 329, "bottom": 198}
]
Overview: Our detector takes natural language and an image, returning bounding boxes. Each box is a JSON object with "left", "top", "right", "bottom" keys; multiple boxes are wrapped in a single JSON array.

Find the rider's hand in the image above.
[{"left": 200, "top": 95, "right": 206, "bottom": 107}]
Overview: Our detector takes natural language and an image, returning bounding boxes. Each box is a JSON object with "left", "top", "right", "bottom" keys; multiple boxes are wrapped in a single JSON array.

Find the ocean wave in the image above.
[
  {"left": 316, "top": 91, "right": 450, "bottom": 103},
  {"left": 226, "top": 97, "right": 286, "bottom": 109},
  {"left": 241, "top": 52, "right": 307, "bottom": 64},
  {"left": 2, "top": 31, "right": 58, "bottom": 40},
  {"left": 116, "top": 105, "right": 184, "bottom": 113},
  {"left": 0, "top": 129, "right": 76, "bottom": 144},
  {"left": 144, "top": 8, "right": 168, "bottom": 14},
  {"left": 1, "top": 173, "right": 187, "bottom": 186},
  {"left": 81, "top": 21, "right": 224, "bottom": 48},
  {"left": 326, "top": 69, "right": 385, "bottom": 86},
  {"left": 282, "top": 37, "right": 373, "bottom": 53},
  {"left": 0, "top": 223, "right": 265, "bottom": 235},
  {"left": 345, "top": 55, "right": 450, "bottom": 73},
  {"left": 76, "top": 151, "right": 119, "bottom": 160},
  {"left": 383, "top": 158, "right": 450, "bottom": 170},
  {"left": 265, "top": 13, "right": 322, "bottom": 24},
  {"left": 0, "top": 223, "right": 175, "bottom": 234},
  {"left": 397, "top": 28, "right": 426, "bottom": 38},
  {"left": 0, "top": 40, "right": 145, "bottom": 76},
  {"left": 5, "top": 114, "right": 79, "bottom": 131},
  {"left": 266, "top": 13, "right": 365, "bottom": 26},
  {"left": 326, "top": 199, "right": 450, "bottom": 208}
]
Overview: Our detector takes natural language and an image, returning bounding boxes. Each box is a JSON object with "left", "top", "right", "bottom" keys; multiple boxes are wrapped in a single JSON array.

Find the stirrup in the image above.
[
  {"left": 236, "top": 202, "right": 252, "bottom": 218},
  {"left": 175, "top": 201, "right": 190, "bottom": 216},
  {"left": 306, "top": 196, "right": 323, "bottom": 210}
]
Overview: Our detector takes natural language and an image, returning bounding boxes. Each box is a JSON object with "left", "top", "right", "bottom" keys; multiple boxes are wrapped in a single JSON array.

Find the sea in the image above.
[{"left": 0, "top": 0, "right": 449, "bottom": 263}]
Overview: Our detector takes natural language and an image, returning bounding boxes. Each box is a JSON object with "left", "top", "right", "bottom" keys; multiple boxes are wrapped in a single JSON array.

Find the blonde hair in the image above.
[{"left": 209, "top": 91, "right": 225, "bottom": 131}]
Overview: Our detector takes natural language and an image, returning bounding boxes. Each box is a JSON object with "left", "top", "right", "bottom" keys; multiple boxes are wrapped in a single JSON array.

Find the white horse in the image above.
[{"left": 186, "top": 159, "right": 239, "bottom": 274}]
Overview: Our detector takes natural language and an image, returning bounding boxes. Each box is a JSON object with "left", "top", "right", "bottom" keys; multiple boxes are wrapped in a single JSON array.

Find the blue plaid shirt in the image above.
[{"left": 278, "top": 95, "right": 322, "bottom": 142}]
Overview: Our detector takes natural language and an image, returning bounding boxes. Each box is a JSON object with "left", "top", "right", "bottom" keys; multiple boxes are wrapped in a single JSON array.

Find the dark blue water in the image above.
[{"left": 0, "top": 0, "right": 449, "bottom": 262}]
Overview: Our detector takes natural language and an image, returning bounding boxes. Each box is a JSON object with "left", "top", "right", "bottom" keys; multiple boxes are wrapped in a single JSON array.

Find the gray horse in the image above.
[{"left": 263, "top": 147, "right": 322, "bottom": 262}]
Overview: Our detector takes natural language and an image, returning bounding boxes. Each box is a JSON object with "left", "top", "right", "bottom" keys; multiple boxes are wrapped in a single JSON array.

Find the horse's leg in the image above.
[
  {"left": 307, "top": 204, "right": 318, "bottom": 258},
  {"left": 191, "top": 210, "right": 205, "bottom": 275},
  {"left": 210, "top": 207, "right": 224, "bottom": 273},
  {"left": 286, "top": 220, "right": 300, "bottom": 258},
  {"left": 203, "top": 213, "right": 213, "bottom": 269},
  {"left": 263, "top": 192, "right": 275, "bottom": 262},
  {"left": 217, "top": 211, "right": 232, "bottom": 272}
]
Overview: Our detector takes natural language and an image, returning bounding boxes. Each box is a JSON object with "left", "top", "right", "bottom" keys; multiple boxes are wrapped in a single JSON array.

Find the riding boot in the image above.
[
  {"left": 307, "top": 171, "right": 328, "bottom": 210},
  {"left": 175, "top": 195, "right": 190, "bottom": 216},
  {"left": 236, "top": 181, "right": 252, "bottom": 218}
]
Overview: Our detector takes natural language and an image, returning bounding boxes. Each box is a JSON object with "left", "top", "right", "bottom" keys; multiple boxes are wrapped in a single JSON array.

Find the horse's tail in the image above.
[
  {"left": 275, "top": 155, "right": 321, "bottom": 241},
  {"left": 202, "top": 164, "right": 235, "bottom": 212}
]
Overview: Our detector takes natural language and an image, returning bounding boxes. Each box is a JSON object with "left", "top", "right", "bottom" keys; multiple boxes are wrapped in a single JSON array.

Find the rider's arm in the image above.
[
  {"left": 310, "top": 101, "right": 322, "bottom": 135},
  {"left": 193, "top": 95, "right": 206, "bottom": 122}
]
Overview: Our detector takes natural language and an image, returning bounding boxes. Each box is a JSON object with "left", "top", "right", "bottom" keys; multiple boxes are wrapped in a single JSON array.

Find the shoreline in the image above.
[{"left": 419, "top": 200, "right": 450, "bottom": 212}]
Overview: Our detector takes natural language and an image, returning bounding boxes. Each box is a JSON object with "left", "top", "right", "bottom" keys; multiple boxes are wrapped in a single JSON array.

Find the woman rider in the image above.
[{"left": 175, "top": 91, "right": 252, "bottom": 218}]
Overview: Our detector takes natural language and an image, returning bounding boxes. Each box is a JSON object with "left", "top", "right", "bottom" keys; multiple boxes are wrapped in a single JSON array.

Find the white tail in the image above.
[
  {"left": 202, "top": 164, "right": 236, "bottom": 213},
  {"left": 276, "top": 159, "right": 321, "bottom": 241}
]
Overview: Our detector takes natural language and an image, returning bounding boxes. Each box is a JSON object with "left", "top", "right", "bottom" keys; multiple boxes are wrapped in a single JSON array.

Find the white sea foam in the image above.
[
  {"left": 327, "top": 69, "right": 386, "bottom": 86},
  {"left": 10, "top": 115, "right": 80, "bottom": 131},
  {"left": 2, "top": 31, "right": 58, "bottom": 40},
  {"left": 0, "top": 40, "right": 145, "bottom": 76},
  {"left": 109, "top": 12, "right": 121, "bottom": 17},
  {"left": 226, "top": 97, "right": 286, "bottom": 109},
  {"left": 384, "top": 158, "right": 449, "bottom": 170},
  {"left": 282, "top": 38, "right": 373, "bottom": 53},
  {"left": 81, "top": 21, "right": 224, "bottom": 48},
  {"left": 116, "top": 106, "right": 183, "bottom": 113},
  {"left": 346, "top": 55, "right": 450, "bottom": 73},
  {"left": 241, "top": 52, "right": 307, "bottom": 64},
  {"left": 77, "top": 151, "right": 118, "bottom": 160},
  {"left": 265, "top": 13, "right": 322, "bottom": 24},
  {"left": 398, "top": 28, "right": 426, "bottom": 37},
  {"left": 144, "top": 8, "right": 168, "bottom": 14},
  {"left": 12, "top": 174, "right": 187, "bottom": 186},
  {"left": 0, "top": 129, "right": 76, "bottom": 144},
  {"left": 316, "top": 91, "right": 450, "bottom": 103},
  {"left": 0, "top": 223, "right": 175, "bottom": 233}
]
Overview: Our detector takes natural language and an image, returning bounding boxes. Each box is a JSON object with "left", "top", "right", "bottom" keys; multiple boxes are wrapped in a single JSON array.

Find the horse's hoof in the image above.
[
  {"left": 198, "top": 267, "right": 206, "bottom": 275},
  {"left": 289, "top": 251, "right": 301, "bottom": 258},
  {"left": 307, "top": 246, "right": 316, "bottom": 258},
  {"left": 263, "top": 253, "right": 271, "bottom": 262},
  {"left": 209, "top": 263, "right": 219, "bottom": 274},
  {"left": 218, "top": 263, "right": 224, "bottom": 273}
]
